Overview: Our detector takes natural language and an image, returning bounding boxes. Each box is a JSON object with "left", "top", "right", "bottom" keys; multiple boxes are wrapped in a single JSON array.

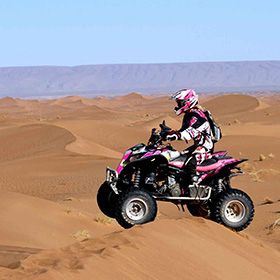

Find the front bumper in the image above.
[{"left": 106, "top": 167, "right": 119, "bottom": 194}]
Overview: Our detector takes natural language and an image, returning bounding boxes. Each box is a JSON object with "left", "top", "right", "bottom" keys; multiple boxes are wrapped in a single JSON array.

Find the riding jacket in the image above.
[{"left": 179, "top": 107, "right": 213, "bottom": 152}]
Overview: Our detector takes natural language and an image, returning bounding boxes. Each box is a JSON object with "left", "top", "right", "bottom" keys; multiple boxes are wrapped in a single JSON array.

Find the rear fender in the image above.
[
  {"left": 199, "top": 159, "right": 248, "bottom": 193},
  {"left": 210, "top": 159, "right": 248, "bottom": 179}
]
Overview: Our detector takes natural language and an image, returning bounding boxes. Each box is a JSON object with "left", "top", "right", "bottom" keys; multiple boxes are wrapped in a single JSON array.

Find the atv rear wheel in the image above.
[
  {"left": 213, "top": 189, "right": 254, "bottom": 231},
  {"left": 97, "top": 182, "right": 118, "bottom": 218},
  {"left": 115, "top": 190, "right": 157, "bottom": 229}
]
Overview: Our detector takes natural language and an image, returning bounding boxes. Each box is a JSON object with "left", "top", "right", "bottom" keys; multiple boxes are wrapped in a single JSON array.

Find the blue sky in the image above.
[{"left": 0, "top": 0, "right": 279, "bottom": 66}]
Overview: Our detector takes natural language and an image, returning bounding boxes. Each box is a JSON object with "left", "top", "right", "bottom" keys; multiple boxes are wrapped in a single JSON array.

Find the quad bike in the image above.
[{"left": 97, "top": 121, "right": 254, "bottom": 231}]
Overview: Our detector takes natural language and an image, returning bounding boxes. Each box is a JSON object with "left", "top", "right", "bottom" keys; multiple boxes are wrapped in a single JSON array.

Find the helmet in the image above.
[{"left": 171, "top": 89, "right": 198, "bottom": 116}]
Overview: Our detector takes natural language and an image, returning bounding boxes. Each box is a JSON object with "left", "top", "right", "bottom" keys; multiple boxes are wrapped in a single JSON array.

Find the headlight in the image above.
[{"left": 129, "top": 155, "right": 139, "bottom": 162}]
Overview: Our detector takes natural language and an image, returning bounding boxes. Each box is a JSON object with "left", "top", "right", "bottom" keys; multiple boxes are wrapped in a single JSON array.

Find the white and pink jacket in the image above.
[{"left": 179, "top": 107, "right": 214, "bottom": 153}]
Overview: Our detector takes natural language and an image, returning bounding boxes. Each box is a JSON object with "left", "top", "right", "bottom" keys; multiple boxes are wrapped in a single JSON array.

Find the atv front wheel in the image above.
[
  {"left": 213, "top": 189, "right": 254, "bottom": 231},
  {"left": 115, "top": 190, "right": 157, "bottom": 229},
  {"left": 97, "top": 182, "right": 118, "bottom": 218}
]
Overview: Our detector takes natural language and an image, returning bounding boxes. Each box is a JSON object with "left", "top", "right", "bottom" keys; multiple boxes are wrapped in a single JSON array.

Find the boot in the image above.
[{"left": 185, "top": 156, "right": 198, "bottom": 186}]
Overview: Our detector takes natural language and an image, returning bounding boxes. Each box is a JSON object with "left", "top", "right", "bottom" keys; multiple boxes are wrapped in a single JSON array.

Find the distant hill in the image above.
[{"left": 0, "top": 61, "right": 280, "bottom": 98}]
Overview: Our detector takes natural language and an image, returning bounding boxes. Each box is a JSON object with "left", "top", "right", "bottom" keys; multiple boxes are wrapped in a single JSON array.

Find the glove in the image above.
[
  {"left": 166, "top": 130, "right": 181, "bottom": 141},
  {"left": 160, "top": 130, "right": 168, "bottom": 139}
]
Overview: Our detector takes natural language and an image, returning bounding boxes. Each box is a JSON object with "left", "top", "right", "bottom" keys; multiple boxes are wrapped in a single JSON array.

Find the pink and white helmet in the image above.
[{"left": 171, "top": 89, "right": 198, "bottom": 116}]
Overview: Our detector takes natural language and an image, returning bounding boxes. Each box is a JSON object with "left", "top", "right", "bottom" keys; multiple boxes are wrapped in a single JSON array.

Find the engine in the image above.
[
  {"left": 144, "top": 172, "right": 181, "bottom": 197},
  {"left": 167, "top": 176, "right": 181, "bottom": 197}
]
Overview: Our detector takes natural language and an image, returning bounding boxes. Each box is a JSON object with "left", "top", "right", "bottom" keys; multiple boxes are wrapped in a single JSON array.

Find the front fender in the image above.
[{"left": 120, "top": 154, "right": 168, "bottom": 176}]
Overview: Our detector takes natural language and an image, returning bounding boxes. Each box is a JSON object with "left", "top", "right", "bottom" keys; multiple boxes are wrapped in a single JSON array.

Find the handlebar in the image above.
[
  {"left": 159, "top": 120, "right": 172, "bottom": 131},
  {"left": 147, "top": 120, "right": 172, "bottom": 147}
]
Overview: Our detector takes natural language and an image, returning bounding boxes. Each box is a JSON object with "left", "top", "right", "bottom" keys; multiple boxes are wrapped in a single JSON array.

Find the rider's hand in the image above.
[
  {"left": 160, "top": 130, "right": 168, "bottom": 140},
  {"left": 166, "top": 130, "right": 181, "bottom": 141}
]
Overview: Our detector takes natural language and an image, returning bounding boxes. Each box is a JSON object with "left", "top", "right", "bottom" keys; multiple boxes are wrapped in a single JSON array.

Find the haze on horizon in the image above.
[{"left": 0, "top": 0, "right": 280, "bottom": 67}]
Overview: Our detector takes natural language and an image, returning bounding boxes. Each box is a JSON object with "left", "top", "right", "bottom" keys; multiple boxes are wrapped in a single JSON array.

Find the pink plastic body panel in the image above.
[
  {"left": 196, "top": 158, "right": 238, "bottom": 172},
  {"left": 212, "top": 151, "right": 227, "bottom": 157},
  {"left": 116, "top": 150, "right": 132, "bottom": 174},
  {"left": 169, "top": 161, "right": 184, "bottom": 168}
]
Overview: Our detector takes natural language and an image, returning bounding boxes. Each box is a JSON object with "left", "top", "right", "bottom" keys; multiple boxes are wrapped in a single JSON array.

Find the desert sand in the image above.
[{"left": 0, "top": 93, "right": 279, "bottom": 279}]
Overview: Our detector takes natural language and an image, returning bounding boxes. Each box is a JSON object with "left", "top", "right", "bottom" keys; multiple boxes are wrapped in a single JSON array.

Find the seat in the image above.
[
  {"left": 197, "top": 159, "right": 224, "bottom": 172},
  {"left": 169, "top": 154, "right": 188, "bottom": 169},
  {"left": 198, "top": 158, "right": 218, "bottom": 166},
  {"left": 170, "top": 154, "right": 188, "bottom": 162}
]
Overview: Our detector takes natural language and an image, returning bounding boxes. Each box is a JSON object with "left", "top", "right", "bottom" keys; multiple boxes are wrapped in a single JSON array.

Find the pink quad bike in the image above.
[{"left": 97, "top": 121, "right": 254, "bottom": 231}]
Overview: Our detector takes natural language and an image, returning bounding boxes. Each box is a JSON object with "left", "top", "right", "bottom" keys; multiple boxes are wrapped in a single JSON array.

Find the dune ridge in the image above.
[{"left": 0, "top": 124, "right": 75, "bottom": 161}]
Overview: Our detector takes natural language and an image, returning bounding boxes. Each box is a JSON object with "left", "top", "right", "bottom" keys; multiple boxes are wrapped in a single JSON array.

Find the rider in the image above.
[{"left": 165, "top": 89, "right": 213, "bottom": 185}]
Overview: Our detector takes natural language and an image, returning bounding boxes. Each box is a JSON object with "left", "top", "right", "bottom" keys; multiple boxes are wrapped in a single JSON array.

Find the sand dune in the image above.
[
  {"left": 0, "top": 93, "right": 279, "bottom": 279},
  {"left": 0, "top": 97, "right": 18, "bottom": 107},
  {"left": 0, "top": 218, "right": 279, "bottom": 280},
  {"left": 55, "top": 119, "right": 148, "bottom": 153},
  {"left": 0, "top": 191, "right": 118, "bottom": 249},
  {"left": 116, "top": 92, "right": 146, "bottom": 102},
  {"left": 57, "top": 99, "right": 87, "bottom": 109},
  {"left": 202, "top": 94, "right": 259, "bottom": 117},
  {"left": 0, "top": 124, "right": 75, "bottom": 161},
  {"left": 51, "top": 96, "right": 86, "bottom": 105},
  {"left": 131, "top": 115, "right": 181, "bottom": 131},
  {"left": 66, "top": 134, "right": 122, "bottom": 159}
]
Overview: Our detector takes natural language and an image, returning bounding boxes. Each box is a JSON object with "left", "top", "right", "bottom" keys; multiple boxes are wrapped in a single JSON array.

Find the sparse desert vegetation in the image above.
[
  {"left": 267, "top": 218, "right": 280, "bottom": 234},
  {"left": 94, "top": 214, "right": 113, "bottom": 225},
  {"left": 260, "top": 197, "right": 275, "bottom": 205}
]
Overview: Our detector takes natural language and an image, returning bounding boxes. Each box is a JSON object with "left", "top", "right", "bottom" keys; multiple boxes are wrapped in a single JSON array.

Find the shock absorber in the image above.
[
  {"left": 217, "top": 179, "right": 224, "bottom": 193},
  {"left": 134, "top": 169, "right": 141, "bottom": 188}
]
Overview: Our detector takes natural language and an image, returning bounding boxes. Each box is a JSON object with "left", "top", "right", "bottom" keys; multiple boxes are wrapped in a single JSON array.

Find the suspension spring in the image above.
[
  {"left": 134, "top": 169, "right": 141, "bottom": 188},
  {"left": 217, "top": 179, "right": 224, "bottom": 193}
]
